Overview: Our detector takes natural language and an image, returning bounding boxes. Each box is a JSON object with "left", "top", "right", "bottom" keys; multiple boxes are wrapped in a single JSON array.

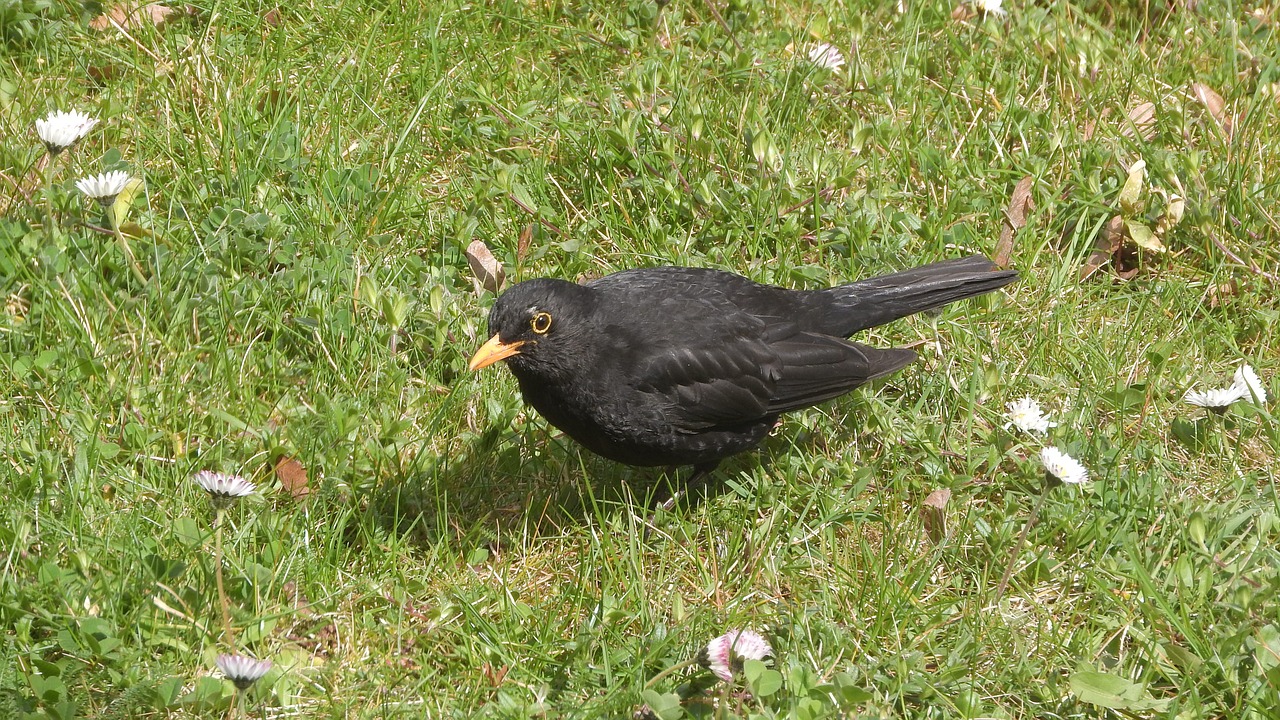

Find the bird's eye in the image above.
[{"left": 530, "top": 311, "right": 553, "bottom": 334}]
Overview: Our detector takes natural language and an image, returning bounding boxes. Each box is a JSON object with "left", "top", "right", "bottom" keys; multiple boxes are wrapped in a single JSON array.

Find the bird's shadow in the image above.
[
  {"left": 357, "top": 420, "right": 694, "bottom": 549},
  {"left": 355, "top": 384, "right": 873, "bottom": 549}
]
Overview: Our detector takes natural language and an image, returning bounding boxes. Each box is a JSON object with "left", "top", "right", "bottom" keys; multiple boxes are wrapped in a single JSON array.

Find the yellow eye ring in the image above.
[{"left": 530, "top": 311, "right": 552, "bottom": 334}]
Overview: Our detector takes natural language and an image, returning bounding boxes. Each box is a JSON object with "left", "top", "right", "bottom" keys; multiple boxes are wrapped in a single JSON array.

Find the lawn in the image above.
[{"left": 2, "top": 0, "right": 1279, "bottom": 717}]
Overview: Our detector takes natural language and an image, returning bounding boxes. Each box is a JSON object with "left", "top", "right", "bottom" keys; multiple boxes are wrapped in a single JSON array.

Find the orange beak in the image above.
[{"left": 468, "top": 334, "right": 525, "bottom": 371}]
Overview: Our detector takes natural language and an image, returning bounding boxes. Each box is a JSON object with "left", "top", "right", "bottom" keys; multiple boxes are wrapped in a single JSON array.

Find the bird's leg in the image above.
[
  {"left": 656, "top": 463, "right": 717, "bottom": 513},
  {"left": 651, "top": 465, "right": 683, "bottom": 513},
  {"left": 643, "top": 465, "right": 716, "bottom": 540}
]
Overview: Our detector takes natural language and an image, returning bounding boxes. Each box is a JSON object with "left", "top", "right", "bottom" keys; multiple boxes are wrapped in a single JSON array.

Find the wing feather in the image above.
[
  {"left": 764, "top": 334, "right": 917, "bottom": 414},
  {"left": 637, "top": 337, "right": 779, "bottom": 430}
]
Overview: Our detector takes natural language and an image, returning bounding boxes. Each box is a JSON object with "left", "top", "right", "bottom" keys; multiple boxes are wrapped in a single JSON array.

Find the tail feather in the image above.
[{"left": 815, "top": 255, "right": 1018, "bottom": 337}]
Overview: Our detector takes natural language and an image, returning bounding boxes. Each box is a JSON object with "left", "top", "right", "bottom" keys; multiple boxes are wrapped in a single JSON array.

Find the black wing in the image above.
[
  {"left": 764, "top": 333, "right": 917, "bottom": 414},
  {"left": 620, "top": 293, "right": 782, "bottom": 432}
]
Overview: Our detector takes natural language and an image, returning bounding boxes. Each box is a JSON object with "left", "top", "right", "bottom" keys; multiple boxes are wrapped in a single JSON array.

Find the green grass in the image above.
[{"left": 2, "top": 0, "right": 1279, "bottom": 717}]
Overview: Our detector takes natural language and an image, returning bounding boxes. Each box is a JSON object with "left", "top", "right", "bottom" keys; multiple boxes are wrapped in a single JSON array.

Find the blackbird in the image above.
[{"left": 469, "top": 255, "right": 1017, "bottom": 496}]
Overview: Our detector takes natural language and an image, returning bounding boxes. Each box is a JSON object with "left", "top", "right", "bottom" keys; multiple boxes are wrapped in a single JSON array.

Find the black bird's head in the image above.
[{"left": 468, "top": 278, "right": 596, "bottom": 381}]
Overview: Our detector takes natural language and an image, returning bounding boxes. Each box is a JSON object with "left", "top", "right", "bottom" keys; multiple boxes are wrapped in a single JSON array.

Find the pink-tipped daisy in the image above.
[
  {"left": 193, "top": 471, "right": 256, "bottom": 508},
  {"left": 700, "top": 629, "right": 773, "bottom": 682},
  {"left": 215, "top": 653, "right": 272, "bottom": 690},
  {"left": 805, "top": 43, "right": 845, "bottom": 72}
]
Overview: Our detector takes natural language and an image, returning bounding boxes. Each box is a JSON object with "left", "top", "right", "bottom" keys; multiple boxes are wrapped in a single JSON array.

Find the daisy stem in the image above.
[
  {"left": 44, "top": 158, "right": 57, "bottom": 240},
  {"left": 214, "top": 509, "right": 236, "bottom": 650},
  {"left": 992, "top": 489, "right": 1051, "bottom": 604},
  {"left": 109, "top": 207, "right": 148, "bottom": 285},
  {"left": 643, "top": 658, "right": 700, "bottom": 691}
]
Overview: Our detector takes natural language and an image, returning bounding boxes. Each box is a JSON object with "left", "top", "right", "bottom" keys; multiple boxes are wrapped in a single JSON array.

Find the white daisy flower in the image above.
[
  {"left": 805, "top": 43, "right": 845, "bottom": 72},
  {"left": 193, "top": 470, "right": 256, "bottom": 506},
  {"left": 700, "top": 629, "right": 773, "bottom": 683},
  {"left": 1039, "top": 446, "right": 1088, "bottom": 485},
  {"left": 215, "top": 653, "right": 272, "bottom": 690},
  {"left": 1004, "top": 397, "right": 1057, "bottom": 435},
  {"left": 75, "top": 171, "right": 132, "bottom": 206},
  {"left": 35, "top": 109, "right": 98, "bottom": 155},
  {"left": 1184, "top": 384, "right": 1247, "bottom": 413},
  {"left": 1232, "top": 364, "right": 1267, "bottom": 404},
  {"left": 970, "top": 0, "right": 1006, "bottom": 16}
]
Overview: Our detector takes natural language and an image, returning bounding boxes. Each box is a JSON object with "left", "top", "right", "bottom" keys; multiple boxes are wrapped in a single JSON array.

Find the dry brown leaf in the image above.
[
  {"left": 1191, "top": 82, "right": 1232, "bottom": 137},
  {"left": 256, "top": 87, "right": 294, "bottom": 113},
  {"left": 1206, "top": 280, "right": 1239, "bottom": 309},
  {"left": 920, "top": 488, "right": 951, "bottom": 544},
  {"left": 1081, "top": 216, "right": 1125, "bottom": 281},
  {"left": 1082, "top": 107, "right": 1110, "bottom": 142},
  {"left": 994, "top": 176, "right": 1034, "bottom": 268},
  {"left": 87, "top": 64, "right": 122, "bottom": 82},
  {"left": 481, "top": 662, "right": 510, "bottom": 687},
  {"left": 274, "top": 456, "right": 311, "bottom": 500},
  {"left": 90, "top": 2, "right": 177, "bottom": 31},
  {"left": 282, "top": 580, "right": 315, "bottom": 618},
  {"left": 1114, "top": 249, "right": 1143, "bottom": 281},
  {"left": 1081, "top": 216, "right": 1145, "bottom": 282},
  {"left": 264, "top": 7, "right": 283, "bottom": 26},
  {"left": 466, "top": 239, "right": 506, "bottom": 295},
  {"left": 516, "top": 224, "right": 533, "bottom": 265},
  {"left": 1121, "top": 101, "right": 1157, "bottom": 141}
]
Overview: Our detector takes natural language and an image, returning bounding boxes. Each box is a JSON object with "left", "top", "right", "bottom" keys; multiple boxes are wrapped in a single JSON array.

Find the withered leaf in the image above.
[
  {"left": 481, "top": 662, "right": 510, "bottom": 687},
  {"left": 1206, "top": 280, "right": 1238, "bottom": 309},
  {"left": 256, "top": 87, "right": 294, "bottom": 113},
  {"left": 264, "top": 7, "right": 283, "bottom": 26},
  {"left": 87, "top": 64, "right": 122, "bottom": 82},
  {"left": 1080, "top": 216, "right": 1126, "bottom": 282},
  {"left": 274, "top": 455, "right": 311, "bottom": 500},
  {"left": 951, "top": 3, "right": 976, "bottom": 21},
  {"left": 920, "top": 488, "right": 951, "bottom": 544},
  {"left": 1112, "top": 238, "right": 1142, "bottom": 280},
  {"left": 516, "top": 224, "right": 533, "bottom": 264},
  {"left": 1082, "top": 107, "right": 1111, "bottom": 143},
  {"left": 282, "top": 580, "right": 315, "bottom": 618},
  {"left": 466, "top": 239, "right": 505, "bottom": 295},
  {"left": 1163, "top": 194, "right": 1185, "bottom": 230},
  {"left": 90, "top": 2, "right": 177, "bottom": 31},
  {"left": 994, "top": 176, "right": 1034, "bottom": 268},
  {"left": 1191, "top": 82, "right": 1232, "bottom": 137},
  {"left": 1121, "top": 101, "right": 1157, "bottom": 141}
]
